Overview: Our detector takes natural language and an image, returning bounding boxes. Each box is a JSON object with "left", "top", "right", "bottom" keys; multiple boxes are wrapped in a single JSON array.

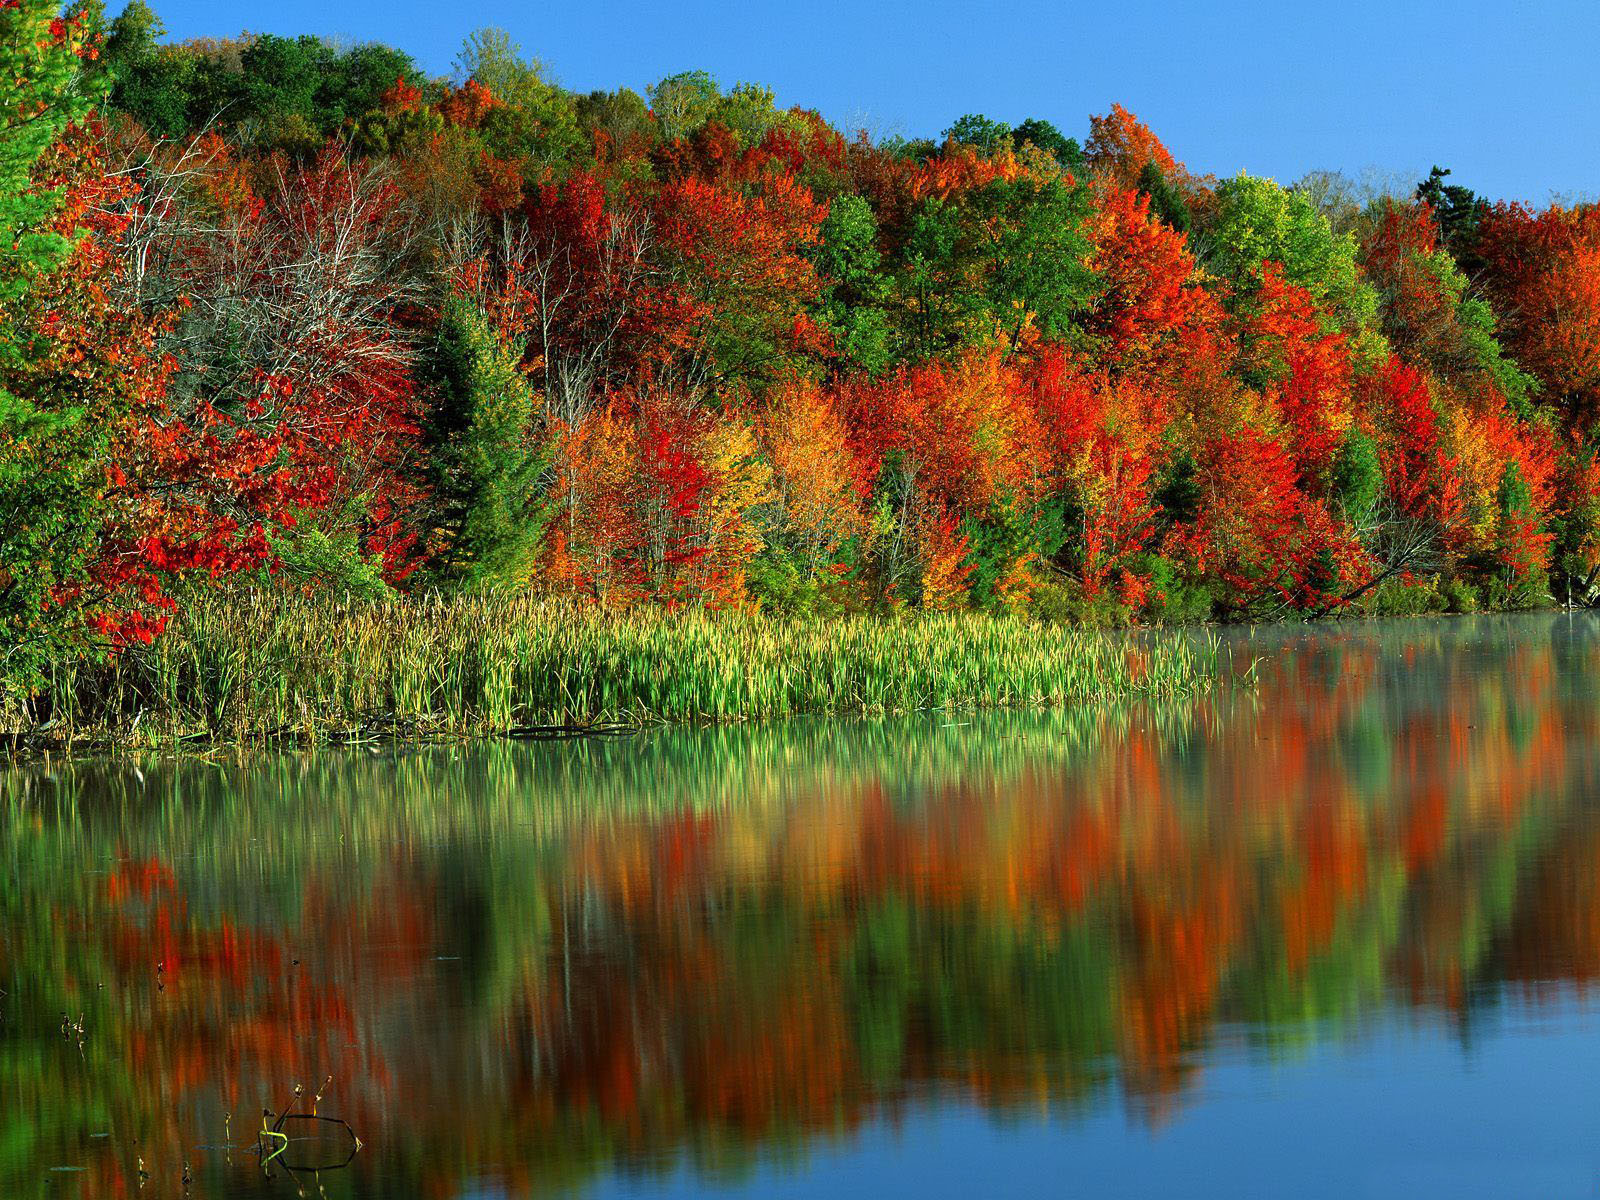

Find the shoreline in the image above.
[
  {"left": 6, "top": 596, "right": 1583, "bottom": 759},
  {"left": 1, "top": 592, "right": 1229, "bottom": 756}
]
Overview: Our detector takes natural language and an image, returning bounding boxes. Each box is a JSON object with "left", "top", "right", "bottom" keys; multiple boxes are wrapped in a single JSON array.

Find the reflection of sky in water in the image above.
[
  {"left": 7, "top": 612, "right": 1600, "bottom": 1197},
  {"left": 597, "top": 998, "right": 1600, "bottom": 1199}
]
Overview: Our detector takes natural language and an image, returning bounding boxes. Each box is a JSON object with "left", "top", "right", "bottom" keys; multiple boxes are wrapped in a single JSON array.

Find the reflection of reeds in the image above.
[
  {"left": 3, "top": 703, "right": 1218, "bottom": 846},
  {"left": 6, "top": 591, "right": 1224, "bottom": 748}
]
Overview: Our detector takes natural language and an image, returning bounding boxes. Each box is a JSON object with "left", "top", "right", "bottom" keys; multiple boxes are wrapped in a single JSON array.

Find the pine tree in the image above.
[
  {"left": 422, "top": 295, "right": 553, "bottom": 589},
  {"left": 1135, "top": 160, "right": 1191, "bottom": 234}
]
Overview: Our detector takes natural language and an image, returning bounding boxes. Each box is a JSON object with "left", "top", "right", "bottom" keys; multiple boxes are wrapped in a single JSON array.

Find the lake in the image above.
[{"left": 5, "top": 613, "right": 1600, "bottom": 1198}]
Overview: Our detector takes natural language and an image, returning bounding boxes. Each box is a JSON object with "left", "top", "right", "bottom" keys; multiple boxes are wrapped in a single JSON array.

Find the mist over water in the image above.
[{"left": 6, "top": 613, "right": 1600, "bottom": 1198}]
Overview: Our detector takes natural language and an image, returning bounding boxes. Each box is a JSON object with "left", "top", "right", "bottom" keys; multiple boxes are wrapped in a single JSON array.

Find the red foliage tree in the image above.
[
  {"left": 651, "top": 167, "right": 828, "bottom": 385},
  {"left": 1360, "top": 358, "right": 1459, "bottom": 526},
  {"left": 1242, "top": 264, "right": 1355, "bottom": 484},
  {"left": 1085, "top": 105, "right": 1179, "bottom": 189},
  {"left": 1175, "top": 426, "right": 1365, "bottom": 614},
  {"left": 1479, "top": 202, "right": 1600, "bottom": 430},
  {"left": 1081, "top": 185, "right": 1218, "bottom": 380}
]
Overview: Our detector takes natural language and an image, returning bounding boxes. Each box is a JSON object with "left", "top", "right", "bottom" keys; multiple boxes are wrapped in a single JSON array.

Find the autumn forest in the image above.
[{"left": 6, "top": 1, "right": 1600, "bottom": 701}]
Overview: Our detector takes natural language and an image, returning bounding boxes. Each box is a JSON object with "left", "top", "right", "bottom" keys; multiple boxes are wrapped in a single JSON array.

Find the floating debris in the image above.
[{"left": 251, "top": 1099, "right": 362, "bottom": 1174}]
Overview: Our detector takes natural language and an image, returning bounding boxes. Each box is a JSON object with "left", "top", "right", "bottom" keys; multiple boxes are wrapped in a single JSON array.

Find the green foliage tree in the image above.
[
  {"left": 1490, "top": 460, "right": 1548, "bottom": 604},
  {"left": 1012, "top": 118, "right": 1083, "bottom": 171},
  {"left": 102, "top": 4, "right": 200, "bottom": 139},
  {"left": 962, "top": 499, "right": 1065, "bottom": 611},
  {"left": 422, "top": 297, "right": 554, "bottom": 589},
  {"left": 107, "top": 33, "right": 241, "bottom": 140},
  {"left": 711, "top": 81, "right": 786, "bottom": 147},
  {"left": 455, "top": 29, "right": 535, "bottom": 99},
  {"left": 456, "top": 28, "right": 581, "bottom": 165},
  {"left": 647, "top": 69, "right": 719, "bottom": 142},
  {"left": 891, "top": 177, "right": 1096, "bottom": 360},
  {"left": 982, "top": 178, "right": 1098, "bottom": 350},
  {"left": 816, "top": 194, "right": 891, "bottom": 376},
  {"left": 0, "top": 1, "right": 100, "bottom": 689},
  {"left": 1551, "top": 441, "right": 1600, "bottom": 601},
  {"left": 1153, "top": 453, "right": 1200, "bottom": 530},
  {"left": 107, "top": 18, "right": 423, "bottom": 148},
  {"left": 1210, "top": 173, "right": 1381, "bottom": 346},
  {"left": 1498, "top": 460, "right": 1535, "bottom": 522},
  {"left": 943, "top": 113, "right": 1011, "bottom": 156},
  {"left": 0, "top": 8, "right": 88, "bottom": 296},
  {"left": 326, "top": 43, "right": 423, "bottom": 123},
  {"left": 237, "top": 34, "right": 322, "bottom": 124},
  {"left": 877, "top": 133, "right": 938, "bottom": 163},
  {"left": 644, "top": 70, "right": 792, "bottom": 150},
  {"left": 239, "top": 35, "right": 420, "bottom": 146},
  {"left": 576, "top": 86, "right": 654, "bottom": 149}
]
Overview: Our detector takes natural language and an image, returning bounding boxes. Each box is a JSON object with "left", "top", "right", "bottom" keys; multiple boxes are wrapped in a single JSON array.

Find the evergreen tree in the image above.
[
  {"left": 1136, "top": 160, "right": 1191, "bottom": 234},
  {"left": 422, "top": 296, "right": 554, "bottom": 589},
  {"left": 1013, "top": 118, "right": 1084, "bottom": 171},
  {"left": 1330, "top": 429, "right": 1382, "bottom": 523},
  {"left": 1416, "top": 165, "right": 1488, "bottom": 279}
]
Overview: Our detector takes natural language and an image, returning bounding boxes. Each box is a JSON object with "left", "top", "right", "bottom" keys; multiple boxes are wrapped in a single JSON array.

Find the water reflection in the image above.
[{"left": 5, "top": 614, "right": 1600, "bottom": 1197}]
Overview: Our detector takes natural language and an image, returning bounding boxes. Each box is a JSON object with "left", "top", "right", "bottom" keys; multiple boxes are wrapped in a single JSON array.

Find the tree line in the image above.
[{"left": 5, "top": 0, "right": 1600, "bottom": 688}]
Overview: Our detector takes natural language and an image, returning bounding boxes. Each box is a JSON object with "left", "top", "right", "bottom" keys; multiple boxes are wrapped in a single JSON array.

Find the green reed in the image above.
[{"left": 5, "top": 590, "right": 1228, "bottom": 748}]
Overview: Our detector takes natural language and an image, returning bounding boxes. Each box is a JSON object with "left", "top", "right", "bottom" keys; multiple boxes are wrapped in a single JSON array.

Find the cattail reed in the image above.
[{"left": 5, "top": 590, "right": 1227, "bottom": 748}]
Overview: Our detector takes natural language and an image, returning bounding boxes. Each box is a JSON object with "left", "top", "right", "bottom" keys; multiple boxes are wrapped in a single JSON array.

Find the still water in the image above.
[{"left": 5, "top": 614, "right": 1600, "bottom": 1198}]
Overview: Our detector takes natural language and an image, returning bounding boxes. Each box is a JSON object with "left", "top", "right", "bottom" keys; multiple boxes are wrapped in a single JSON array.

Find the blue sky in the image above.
[{"left": 128, "top": 0, "right": 1600, "bottom": 203}]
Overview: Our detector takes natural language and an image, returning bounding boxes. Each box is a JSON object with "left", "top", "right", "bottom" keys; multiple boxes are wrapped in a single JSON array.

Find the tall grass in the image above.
[{"left": 4, "top": 591, "right": 1228, "bottom": 748}]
